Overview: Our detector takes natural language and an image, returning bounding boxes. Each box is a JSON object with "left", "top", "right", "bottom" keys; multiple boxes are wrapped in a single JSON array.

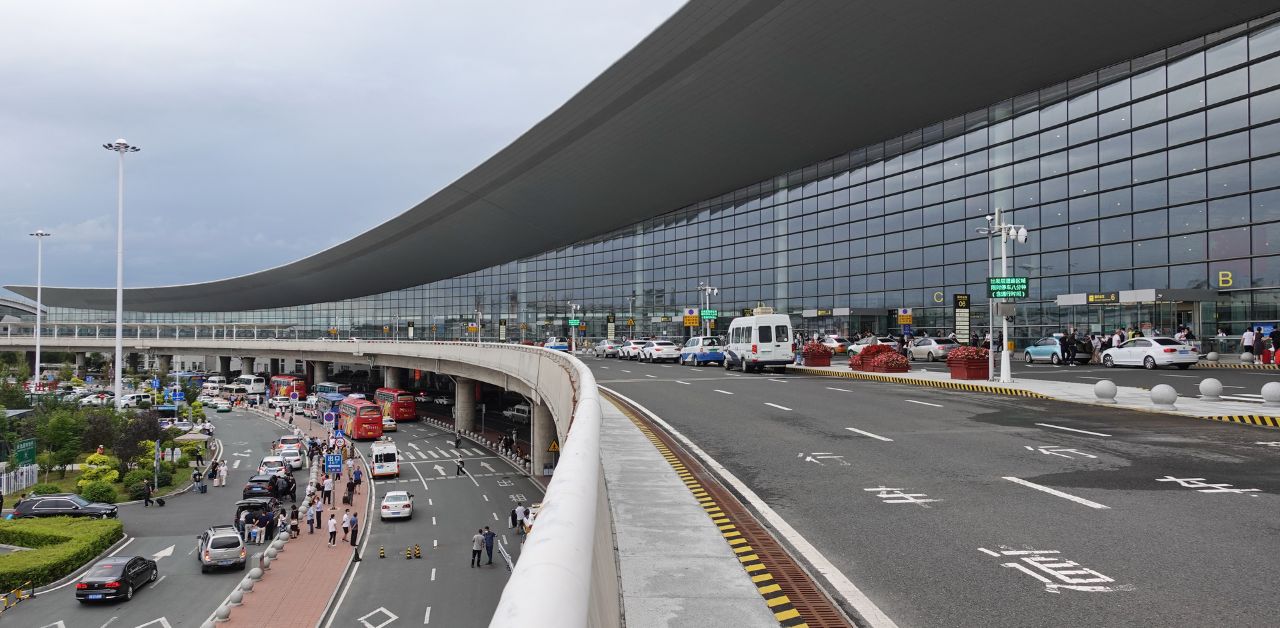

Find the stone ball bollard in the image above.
[
  {"left": 261, "top": 554, "right": 272, "bottom": 569},
  {"left": 277, "top": 531, "right": 290, "bottom": 543},
  {"left": 248, "top": 566, "right": 264, "bottom": 581},
  {"left": 229, "top": 589, "right": 244, "bottom": 606},
  {"left": 1241, "top": 351, "right": 1255, "bottom": 364},
  {"left": 1150, "top": 384, "right": 1178, "bottom": 410},
  {"left": 1206, "top": 351, "right": 1220, "bottom": 362},
  {"left": 215, "top": 605, "right": 232, "bottom": 621},
  {"left": 1094, "top": 380, "right": 1117, "bottom": 404},
  {"left": 1198, "top": 378, "right": 1223, "bottom": 402},
  {"left": 266, "top": 546, "right": 279, "bottom": 559},
  {"left": 1263, "top": 381, "right": 1280, "bottom": 407},
  {"left": 240, "top": 577, "right": 255, "bottom": 592}
]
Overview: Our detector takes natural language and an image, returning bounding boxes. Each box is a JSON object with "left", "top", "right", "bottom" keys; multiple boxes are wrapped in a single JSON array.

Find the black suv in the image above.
[{"left": 13, "top": 494, "right": 118, "bottom": 519}]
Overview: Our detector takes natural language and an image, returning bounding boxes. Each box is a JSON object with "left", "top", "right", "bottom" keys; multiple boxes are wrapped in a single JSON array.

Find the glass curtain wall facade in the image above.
[{"left": 42, "top": 15, "right": 1280, "bottom": 348}]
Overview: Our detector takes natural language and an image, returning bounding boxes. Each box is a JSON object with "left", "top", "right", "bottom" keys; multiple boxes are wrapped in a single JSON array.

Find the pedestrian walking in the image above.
[
  {"left": 327, "top": 514, "right": 338, "bottom": 546},
  {"left": 353, "top": 466, "right": 363, "bottom": 488},
  {"left": 143, "top": 481, "right": 154, "bottom": 507},
  {"left": 471, "top": 529, "right": 484, "bottom": 567},
  {"left": 454, "top": 431, "right": 462, "bottom": 449},
  {"left": 341, "top": 509, "right": 351, "bottom": 541},
  {"left": 509, "top": 506, "right": 519, "bottom": 529},
  {"left": 345, "top": 477, "right": 356, "bottom": 505},
  {"left": 345, "top": 456, "right": 355, "bottom": 481},
  {"left": 195, "top": 449, "right": 204, "bottom": 466},
  {"left": 218, "top": 462, "right": 228, "bottom": 487},
  {"left": 305, "top": 502, "right": 316, "bottom": 534},
  {"left": 1243, "top": 326, "right": 1256, "bottom": 355},
  {"left": 349, "top": 512, "right": 359, "bottom": 547},
  {"left": 482, "top": 526, "right": 496, "bottom": 565},
  {"left": 287, "top": 475, "right": 297, "bottom": 502},
  {"left": 455, "top": 457, "right": 465, "bottom": 476},
  {"left": 323, "top": 475, "right": 334, "bottom": 505}
]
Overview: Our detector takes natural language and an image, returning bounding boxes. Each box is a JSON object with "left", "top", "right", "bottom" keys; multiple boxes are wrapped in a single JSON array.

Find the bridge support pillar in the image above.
[
  {"left": 454, "top": 377, "right": 476, "bottom": 433},
  {"left": 25, "top": 351, "right": 36, "bottom": 380},
  {"left": 74, "top": 352, "right": 86, "bottom": 378},
  {"left": 531, "top": 402, "right": 555, "bottom": 475},
  {"left": 218, "top": 356, "right": 232, "bottom": 378},
  {"left": 126, "top": 353, "right": 140, "bottom": 374},
  {"left": 241, "top": 356, "right": 256, "bottom": 376},
  {"left": 157, "top": 354, "right": 172, "bottom": 375},
  {"left": 384, "top": 367, "right": 403, "bottom": 390},
  {"left": 309, "top": 361, "right": 329, "bottom": 387}
]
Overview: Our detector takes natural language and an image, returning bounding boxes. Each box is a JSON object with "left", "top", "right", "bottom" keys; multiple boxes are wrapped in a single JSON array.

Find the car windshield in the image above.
[
  {"left": 1152, "top": 338, "right": 1182, "bottom": 345},
  {"left": 655, "top": 341, "right": 674, "bottom": 347},
  {"left": 385, "top": 494, "right": 409, "bottom": 502},
  {"left": 702, "top": 338, "right": 720, "bottom": 346},
  {"left": 210, "top": 536, "right": 241, "bottom": 549},
  {"left": 831, "top": 337, "right": 850, "bottom": 343}
]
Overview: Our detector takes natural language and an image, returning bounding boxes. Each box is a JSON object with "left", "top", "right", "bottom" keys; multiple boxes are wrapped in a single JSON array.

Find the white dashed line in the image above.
[
  {"left": 904, "top": 400, "right": 943, "bottom": 408},
  {"left": 845, "top": 427, "right": 893, "bottom": 442},
  {"left": 1003, "top": 476, "right": 1110, "bottom": 509},
  {"left": 675, "top": 380, "right": 691, "bottom": 385},
  {"left": 714, "top": 389, "right": 734, "bottom": 395},
  {"left": 1035, "top": 423, "right": 1111, "bottom": 437},
  {"left": 826, "top": 387, "right": 852, "bottom": 392},
  {"left": 764, "top": 402, "right": 792, "bottom": 411}
]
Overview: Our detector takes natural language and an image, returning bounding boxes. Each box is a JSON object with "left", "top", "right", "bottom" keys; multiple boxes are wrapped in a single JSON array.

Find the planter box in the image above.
[
  {"left": 804, "top": 354, "right": 832, "bottom": 367},
  {"left": 867, "top": 364, "right": 909, "bottom": 374},
  {"left": 947, "top": 358, "right": 990, "bottom": 380}
]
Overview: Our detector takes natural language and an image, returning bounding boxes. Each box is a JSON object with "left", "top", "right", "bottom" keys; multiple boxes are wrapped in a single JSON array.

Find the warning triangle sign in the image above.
[{"left": 547, "top": 440, "right": 560, "bottom": 453}]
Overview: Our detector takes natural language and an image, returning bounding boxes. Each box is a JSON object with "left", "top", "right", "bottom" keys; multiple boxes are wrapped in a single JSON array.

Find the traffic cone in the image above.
[
  {"left": 379, "top": 546, "right": 385, "bottom": 559},
  {"left": 414, "top": 544, "right": 421, "bottom": 559},
  {"left": 405, "top": 546, "right": 412, "bottom": 560}
]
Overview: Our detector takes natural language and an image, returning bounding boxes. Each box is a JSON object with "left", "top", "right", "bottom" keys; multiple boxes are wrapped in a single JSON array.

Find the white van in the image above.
[
  {"left": 723, "top": 307, "right": 794, "bottom": 373},
  {"left": 502, "top": 403, "right": 531, "bottom": 425},
  {"left": 371, "top": 440, "right": 399, "bottom": 478}
]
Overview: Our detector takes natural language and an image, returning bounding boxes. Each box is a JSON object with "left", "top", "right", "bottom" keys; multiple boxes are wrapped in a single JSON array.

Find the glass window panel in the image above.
[
  {"left": 1133, "top": 181, "right": 1167, "bottom": 212},
  {"left": 1131, "top": 66, "right": 1165, "bottom": 99},
  {"left": 1069, "top": 169, "right": 1098, "bottom": 196},
  {"left": 1099, "top": 161, "right": 1130, "bottom": 191},
  {"left": 1207, "top": 131, "right": 1250, "bottom": 167},
  {"left": 1252, "top": 221, "right": 1280, "bottom": 254},
  {"left": 1069, "top": 143, "right": 1099, "bottom": 170},
  {"left": 1132, "top": 153, "right": 1167, "bottom": 183},
  {"left": 1041, "top": 176, "right": 1068, "bottom": 203},
  {"left": 1069, "top": 194, "right": 1099, "bottom": 221},
  {"left": 1255, "top": 189, "right": 1280, "bottom": 222},
  {"left": 1133, "top": 209, "right": 1168, "bottom": 239},
  {"left": 1100, "top": 215, "right": 1132, "bottom": 242},
  {"left": 1014, "top": 159, "right": 1040, "bottom": 185},
  {"left": 1040, "top": 101, "right": 1068, "bottom": 128},
  {"left": 1168, "top": 112, "right": 1205, "bottom": 145},
  {"left": 1250, "top": 55, "right": 1280, "bottom": 91},
  {"left": 1069, "top": 221, "right": 1099, "bottom": 247},
  {"left": 1100, "top": 188, "right": 1132, "bottom": 216},
  {"left": 1069, "top": 117, "right": 1097, "bottom": 144},
  {"left": 1169, "top": 172, "right": 1207, "bottom": 206},
  {"left": 1099, "top": 134, "right": 1131, "bottom": 163},
  {"left": 1167, "top": 82, "right": 1205, "bottom": 117},
  {"left": 1208, "top": 194, "right": 1250, "bottom": 228},
  {"left": 1098, "top": 77, "right": 1130, "bottom": 109},
  {"left": 1041, "top": 225, "right": 1069, "bottom": 251},
  {"left": 1170, "top": 263, "right": 1208, "bottom": 288},
  {"left": 1253, "top": 154, "right": 1280, "bottom": 189},
  {"left": 1132, "top": 124, "right": 1166, "bottom": 154},
  {"left": 1169, "top": 233, "right": 1206, "bottom": 263},
  {"left": 1133, "top": 238, "right": 1168, "bottom": 266},
  {"left": 1100, "top": 243, "right": 1132, "bottom": 268},
  {"left": 1132, "top": 95, "right": 1167, "bottom": 126},
  {"left": 1134, "top": 266, "right": 1169, "bottom": 289},
  {"left": 1206, "top": 36, "right": 1247, "bottom": 73},
  {"left": 1040, "top": 127, "right": 1068, "bottom": 153},
  {"left": 1169, "top": 202, "right": 1206, "bottom": 234},
  {"left": 1013, "top": 135, "right": 1039, "bottom": 161},
  {"left": 1101, "top": 269, "right": 1134, "bottom": 291},
  {"left": 1252, "top": 90, "right": 1280, "bottom": 125},
  {"left": 1040, "top": 151, "right": 1067, "bottom": 177},
  {"left": 1207, "top": 68, "right": 1248, "bottom": 105},
  {"left": 1209, "top": 226, "right": 1251, "bottom": 258},
  {"left": 1254, "top": 255, "right": 1280, "bottom": 288},
  {"left": 1252, "top": 22, "right": 1280, "bottom": 59},
  {"left": 1208, "top": 163, "right": 1250, "bottom": 198},
  {"left": 1071, "top": 246, "right": 1100, "bottom": 273},
  {"left": 1099, "top": 105, "right": 1131, "bottom": 136},
  {"left": 1069, "top": 91, "right": 1098, "bottom": 119},
  {"left": 989, "top": 142, "right": 1013, "bottom": 167},
  {"left": 1168, "top": 51, "right": 1204, "bottom": 86},
  {"left": 1041, "top": 201, "right": 1068, "bottom": 227},
  {"left": 1168, "top": 143, "right": 1205, "bottom": 175},
  {"left": 1253, "top": 122, "right": 1280, "bottom": 158}
]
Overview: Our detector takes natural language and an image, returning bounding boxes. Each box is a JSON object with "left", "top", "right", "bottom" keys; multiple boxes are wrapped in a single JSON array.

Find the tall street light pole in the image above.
[
  {"left": 567, "top": 301, "right": 580, "bottom": 353},
  {"left": 989, "top": 207, "right": 1028, "bottom": 384},
  {"left": 30, "top": 230, "right": 52, "bottom": 392},
  {"left": 975, "top": 218, "right": 994, "bottom": 381},
  {"left": 697, "top": 281, "right": 718, "bottom": 337},
  {"left": 104, "top": 139, "right": 140, "bottom": 410}
]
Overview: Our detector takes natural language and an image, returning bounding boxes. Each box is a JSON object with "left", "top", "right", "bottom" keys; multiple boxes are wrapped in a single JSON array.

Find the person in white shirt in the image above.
[
  {"left": 1111, "top": 330, "right": 1122, "bottom": 350},
  {"left": 1242, "top": 328, "right": 1256, "bottom": 354}
]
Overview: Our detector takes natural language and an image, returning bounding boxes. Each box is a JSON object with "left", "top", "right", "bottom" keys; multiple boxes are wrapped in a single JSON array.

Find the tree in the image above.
[
  {"left": 113, "top": 412, "right": 162, "bottom": 475},
  {"left": 57, "top": 364, "right": 73, "bottom": 382},
  {"left": 36, "top": 407, "right": 84, "bottom": 478},
  {"left": 83, "top": 409, "right": 123, "bottom": 457},
  {"left": 0, "top": 382, "right": 26, "bottom": 410}
]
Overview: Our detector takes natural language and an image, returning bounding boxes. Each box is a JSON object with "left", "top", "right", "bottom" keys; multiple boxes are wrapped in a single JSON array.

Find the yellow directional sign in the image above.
[
  {"left": 467, "top": 323, "right": 478, "bottom": 333},
  {"left": 547, "top": 440, "right": 560, "bottom": 453},
  {"left": 682, "top": 315, "right": 700, "bottom": 327}
]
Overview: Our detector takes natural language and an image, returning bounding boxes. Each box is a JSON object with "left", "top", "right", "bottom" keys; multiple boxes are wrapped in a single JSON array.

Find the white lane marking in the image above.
[
  {"left": 1035, "top": 423, "right": 1111, "bottom": 437},
  {"left": 1162, "top": 374, "right": 1197, "bottom": 378},
  {"left": 620, "top": 370, "right": 631, "bottom": 373},
  {"left": 689, "top": 368, "right": 701, "bottom": 372},
  {"left": 714, "top": 389, "right": 734, "bottom": 395},
  {"left": 826, "top": 387, "right": 852, "bottom": 392},
  {"left": 602, "top": 387, "right": 900, "bottom": 628},
  {"left": 845, "top": 427, "right": 894, "bottom": 442},
  {"left": 427, "top": 450, "right": 440, "bottom": 459},
  {"left": 764, "top": 403, "right": 792, "bottom": 411},
  {"left": 492, "top": 512, "right": 499, "bottom": 521},
  {"left": 977, "top": 547, "right": 1001, "bottom": 557},
  {"left": 430, "top": 568, "right": 436, "bottom": 581},
  {"left": 661, "top": 365, "right": 672, "bottom": 368},
  {"left": 768, "top": 378, "right": 787, "bottom": 383},
  {"left": 600, "top": 366, "right": 609, "bottom": 369},
  {"left": 904, "top": 400, "right": 943, "bottom": 408},
  {"left": 1076, "top": 376, "right": 1107, "bottom": 380},
  {"left": 411, "top": 462, "right": 431, "bottom": 491},
  {"left": 433, "top": 539, "right": 438, "bottom": 548},
  {"left": 675, "top": 380, "right": 691, "bottom": 385},
  {"left": 428, "top": 498, "right": 433, "bottom": 506},
  {"left": 424, "top": 606, "right": 432, "bottom": 624},
  {"left": 109, "top": 537, "right": 135, "bottom": 557},
  {"left": 1003, "top": 477, "right": 1110, "bottom": 510},
  {"left": 644, "top": 374, "right": 657, "bottom": 378},
  {"left": 482, "top": 494, "right": 489, "bottom": 502},
  {"left": 149, "top": 575, "right": 167, "bottom": 589},
  {"left": 432, "top": 516, "right": 436, "bottom": 526},
  {"left": 408, "top": 442, "right": 420, "bottom": 450},
  {"left": 1222, "top": 385, "right": 1247, "bottom": 389},
  {"left": 232, "top": 459, "right": 241, "bottom": 469}
]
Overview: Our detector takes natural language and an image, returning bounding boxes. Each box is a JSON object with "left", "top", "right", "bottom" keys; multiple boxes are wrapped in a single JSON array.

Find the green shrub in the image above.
[
  {"left": 121, "top": 469, "right": 152, "bottom": 488},
  {"left": 156, "top": 469, "right": 173, "bottom": 488},
  {"left": 77, "top": 453, "right": 119, "bottom": 490},
  {"left": 78, "top": 481, "right": 117, "bottom": 504},
  {"left": 0, "top": 517, "right": 123, "bottom": 590},
  {"left": 126, "top": 482, "right": 149, "bottom": 501},
  {"left": 28, "top": 484, "right": 61, "bottom": 496}
]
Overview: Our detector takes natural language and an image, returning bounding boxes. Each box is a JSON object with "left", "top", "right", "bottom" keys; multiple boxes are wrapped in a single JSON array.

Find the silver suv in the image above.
[{"left": 196, "top": 525, "right": 247, "bottom": 572}]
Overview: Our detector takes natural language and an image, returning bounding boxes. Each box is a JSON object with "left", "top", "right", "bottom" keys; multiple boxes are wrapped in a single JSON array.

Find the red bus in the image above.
[
  {"left": 339, "top": 398, "right": 383, "bottom": 440},
  {"left": 270, "top": 375, "right": 307, "bottom": 399},
  {"left": 375, "top": 388, "right": 417, "bottom": 421}
]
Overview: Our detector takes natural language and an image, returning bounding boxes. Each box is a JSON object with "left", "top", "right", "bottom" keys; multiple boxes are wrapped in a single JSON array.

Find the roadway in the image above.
[
  {"left": 587, "top": 355, "right": 1280, "bottom": 628},
  {"left": 11, "top": 407, "right": 293, "bottom": 628},
  {"left": 323, "top": 420, "right": 544, "bottom": 628}
]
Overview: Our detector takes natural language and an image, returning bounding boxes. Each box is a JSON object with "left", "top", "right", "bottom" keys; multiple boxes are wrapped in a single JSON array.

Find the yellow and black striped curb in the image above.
[
  {"left": 1194, "top": 362, "right": 1280, "bottom": 370},
  {"left": 1197, "top": 414, "right": 1280, "bottom": 428},
  {"left": 625, "top": 416, "right": 810, "bottom": 628},
  {"left": 792, "top": 368, "right": 1051, "bottom": 399}
]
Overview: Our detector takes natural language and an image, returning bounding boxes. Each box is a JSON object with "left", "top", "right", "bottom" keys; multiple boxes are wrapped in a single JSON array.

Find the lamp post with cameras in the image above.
[{"left": 103, "top": 139, "right": 140, "bottom": 410}]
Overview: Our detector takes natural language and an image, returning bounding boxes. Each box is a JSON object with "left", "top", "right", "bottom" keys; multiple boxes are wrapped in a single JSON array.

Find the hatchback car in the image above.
[
  {"left": 592, "top": 339, "right": 621, "bottom": 358},
  {"left": 380, "top": 490, "right": 415, "bottom": 520},
  {"left": 619, "top": 340, "right": 648, "bottom": 360},
  {"left": 242, "top": 475, "right": 277, "bottom": 499},
  {"left": 196, "top": 525, "right": 248, "bottom": 572},
  {"left": 75, "top": 556, "right": 157, "bottom": 603},
  {"left": 640, "top": 341, "right": 681, "bottom": 363},
  {"left": 12, "top": 494, "right": 118, "bottom": 519},
  {"left": 908, "top": 337, "right": 961, "bottom": 362},
  {"left": 381, "top": 416, "right": 398, "bottom": 432},
  {"left": 1102, "top": 337, "right": 1197, "bottom": 369},
  {"left": 1023, "top": 336, "right": 1092, "bottom": 365},
  {"left": 679, "top": 336, "right": 725, "bottom": 366}
]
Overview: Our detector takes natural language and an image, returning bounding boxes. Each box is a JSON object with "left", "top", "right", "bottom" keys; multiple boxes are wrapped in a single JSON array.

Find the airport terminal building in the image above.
[{"left": 11, "top": 5, "right": 1280, "bottom": 348}]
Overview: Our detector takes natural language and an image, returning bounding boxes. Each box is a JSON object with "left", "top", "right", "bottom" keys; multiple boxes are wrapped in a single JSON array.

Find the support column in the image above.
[
  {"left": 25, "top": 351, "right": 36, "bottom": 380},
  {"left": 384, "top": 366, "right": 403, "bottom": 389},
  {"left": 454, "top": 377, "right": 476, "bottom": 433},
  {"left": 157, "top": 355, "right": 172, "bottom": 375},
  {"left": 310, "top": 360, "right": 330, "bottom": 386},
  {"left": 241, "top": 356, "right": 256, "bottom": 376},
  {"left": 126, "top": 353, "right": 140, "bottom": 374},
  {"left": 74, "top": 352, "right": 86, "bottom": 379},
  {"left": 531, "top": 402, "right": 555, "bottom": 476},
  {"left": 218, "top": 356, "right": 232, "bottom": 378}
]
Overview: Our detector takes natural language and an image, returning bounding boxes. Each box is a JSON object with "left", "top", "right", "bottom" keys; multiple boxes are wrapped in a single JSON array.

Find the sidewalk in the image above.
[
  {"left": 222, "top": 410, "right": 368, "bottom": 627},
  {"left": 791, "top": 362, "right": 1280, "bottom": 427}
]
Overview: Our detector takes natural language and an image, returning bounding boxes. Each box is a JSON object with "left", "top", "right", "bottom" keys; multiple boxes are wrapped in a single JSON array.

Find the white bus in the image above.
[
  {"left": 371, "top": 440, "right": 399, "bottom": 478},
  {"left": 227, "top": 375, "right": 267, "bottom": 395}
]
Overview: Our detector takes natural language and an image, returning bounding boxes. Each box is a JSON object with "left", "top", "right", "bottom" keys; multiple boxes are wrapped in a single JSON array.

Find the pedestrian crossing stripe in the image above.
[
  {"left": 1198, "top": 415, "right": 1280, "bottom": 428},
  {"left": 620, "top": 412, "right": 812, "bottom": 627}
]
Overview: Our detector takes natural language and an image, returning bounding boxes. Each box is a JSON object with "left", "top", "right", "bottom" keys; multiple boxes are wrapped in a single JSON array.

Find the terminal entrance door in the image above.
[{"left": 1094, "top": 301, "right": 1208, "bottom": 338}]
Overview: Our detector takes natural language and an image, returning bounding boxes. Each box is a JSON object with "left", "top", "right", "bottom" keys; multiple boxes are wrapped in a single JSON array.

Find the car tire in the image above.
[
  {"left": 1051, "top": 354, "right": 1062, "bottom": 365},
  {"left": 723, "top": 357, "right": 732, "bottom": 371},
  {"left": 740, "top": 359, "right": 749, "bottom": 374},
  {"left": 201, "top": 565, "right": 209, "bottom": 574},
  {"left": 1024, "top": 352, "right": 1033, "bottom": 364},
  {"left": 125, "top": 584, "right": 134, "bottom": 601},
  {"left": 927, "top": 352, "right": 936, "bottom": 362},
  {"left": 1144, "top": 356, "right": 1157, "bottom": 370},
  {"left": 1103, "top": 355, "right": 1114, "bottom": 368},
  {"left": 239, "top": 562, "right": 247, "bottom": 571}
]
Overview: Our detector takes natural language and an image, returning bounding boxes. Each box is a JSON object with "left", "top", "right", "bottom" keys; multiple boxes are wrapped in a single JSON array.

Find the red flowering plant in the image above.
[
  {"left": 802, "top": 342, "right": 834, "bottom": 357},
  {"left": 869, "top": 351, "right": 909, "bottom": 370},
  {"left": 946, "top": 346, "right": 989, "bottom": 362},
  {"left": 849, "top": 343, "right": 895, "bottom": 369}
]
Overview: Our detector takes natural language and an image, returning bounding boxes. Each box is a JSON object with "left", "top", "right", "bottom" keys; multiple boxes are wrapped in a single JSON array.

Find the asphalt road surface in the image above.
[
  {"left": 588, "top": 356, "right": 1280, "bottom": 628},
  {"left": 323, "top": 421, "right": 544, "bottom": 628},
  {"left": 12, "top": 407, "right": 293, "bottom": 628}
]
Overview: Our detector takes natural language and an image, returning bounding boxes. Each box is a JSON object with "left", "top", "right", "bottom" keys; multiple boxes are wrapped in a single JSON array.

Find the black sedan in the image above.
[
  {"left": 75, "top": 556, "right": 157, "bottom": 603},
  {"left": 12, "top": 494, "right": 118, "bottom": 519},
  {"left": 241, "top": 474, "right": 277, "bottom": 499}
]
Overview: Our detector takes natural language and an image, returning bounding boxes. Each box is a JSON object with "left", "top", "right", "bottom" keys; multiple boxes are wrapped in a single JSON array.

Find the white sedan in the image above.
[
  {"left": 907, "top": 338, "right": 960, "bottom": 362},
  {"left": 258, "top": 456, "right": 288, "bottom": 477},
  {"left": 592, "top": 339, "right": 621, "bottom": 358},
  {"left": 380, "top": 490, "right": 414, "bottom": 520},
  {"left": 1101, "top": 337, "right": 1197, "bottom": 370},
  {"left": 278, "top": 446, "right": 304, "bottom": 469},
  {"left": 639, "top": 341, "right": 681, "bottom": 363},
  {"left": 618, "top": 340, "right": 648, "bottom": 360}
]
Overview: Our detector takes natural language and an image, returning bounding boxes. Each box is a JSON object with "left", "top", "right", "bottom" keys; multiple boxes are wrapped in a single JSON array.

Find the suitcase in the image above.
[
  {"left": 199, "top": 484, "right": 208, "bottom": 494},
  {"left": 342, "top": 493, "right": 353, "bottom": 506},
  {"left": 156, "top": 498, "right": 166, "bottom": 507}
]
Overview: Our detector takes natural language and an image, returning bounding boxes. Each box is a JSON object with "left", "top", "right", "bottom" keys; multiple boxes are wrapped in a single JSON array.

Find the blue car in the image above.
[
  {"left": 1023, "top": 336, "right": 1090, "bottom": 364},
  {"left": 679, "top": 336, "right": 725, "bottom": 366}
]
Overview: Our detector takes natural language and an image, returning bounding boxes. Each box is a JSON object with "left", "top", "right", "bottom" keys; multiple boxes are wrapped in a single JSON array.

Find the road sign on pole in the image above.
[
  {"left": 289, "top": 391, "right": 299, "bottom": 401},
  {"left": 325, "top": 454, "right": 343, "bottom": 473},
  {"left": 15, "top": 438, "right": 36, "bottom": 466}
]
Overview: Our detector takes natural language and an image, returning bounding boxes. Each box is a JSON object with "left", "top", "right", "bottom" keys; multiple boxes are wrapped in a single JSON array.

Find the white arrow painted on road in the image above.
[
  {"left": 479, "top": 462, "right": 495, "bottom": 472},
  {"left": 152, "top": 545, "right": 174, "bottom": 561},
  {"left": 135, "top": 618, "right": 174, "bottom": 628},
  {"left": 231, "top": 452, "right": 250, "bottom": 457},
  {"left": 232, "top": 459, "right": 241, "bottom": 469},
  {"left": 433, "top": 465, "right": 446, "bottom": 476}
]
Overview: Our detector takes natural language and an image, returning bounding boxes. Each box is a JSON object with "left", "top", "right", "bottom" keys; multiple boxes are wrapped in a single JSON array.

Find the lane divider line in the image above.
[
  {"left": 764, "top": 403, "right": 792, "bottom": 411},
  {"left": 844, "top": 427, "right": 893, "bottom": 442},
  {"left": 1035, "top": 423, "right": 1111, "bottom": 437},
  {"left": 1002, "top": 477, "right": 1110, "bottom": 510},
  {"left": 904, "top": 400, "right": 943, "bottom": 408}
]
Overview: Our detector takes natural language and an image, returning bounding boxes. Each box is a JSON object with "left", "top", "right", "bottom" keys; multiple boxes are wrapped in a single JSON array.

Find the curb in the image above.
[
  {"left": 1196, "top": 414, "right": 1280, "bottom": 428},
  {"left": 1194, "top": 362, "right": 1280, "bottom": 370},
  {"left": 33, "top": 532, "right": 132, "bottom": 594},
  {"left": 791, "top": 368, "right": 1052, "bottom": 399}
]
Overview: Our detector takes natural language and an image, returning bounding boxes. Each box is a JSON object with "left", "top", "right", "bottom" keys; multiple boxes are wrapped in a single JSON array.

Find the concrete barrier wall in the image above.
[{"left": 0, "top": 336, "right": 618, "bottom": 627}]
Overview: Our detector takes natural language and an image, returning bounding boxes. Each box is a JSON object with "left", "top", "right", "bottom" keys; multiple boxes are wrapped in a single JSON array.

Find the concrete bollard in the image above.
[
  {"left": 1150, "top": 384, "right": 1178, "bottom": 410},
  {"left": 1206, "top": 351, "right": 1220, "bottom": 362},
  {"left": 1094, "top": 380, "right": 1117, "bottom": 404},
  {"left": 229, "top": 589, "right": 244, "bottom": 606},
  {"left": 1263, "top": 381, "right": 1280, "bottom": 408},
  {"left": 266, "top": 546, "right": 279, "bottom": 559},
  {"left": 203, "top": 620, "right": 218, "bottom": 628},
  {"left": 1198, "top": 378, "right": 1223, "bottom": 401},
  {"left": 240, "top": 577, "right": 255, "bottom": 592},
  {"left": 262, "top": 554, "right": 272, "bottom": 569},
  {"left": 215, "top": 605, "right": 232, "bottom": 621},
  {"left": 249, "top": 566, "right": 264, "bottom": 580},
  {"left": 1241, "top": 351, "right": 1255, "bottom": 364},
  {"left": 277, "top": 531, "right": 290, "bottom": 543}
]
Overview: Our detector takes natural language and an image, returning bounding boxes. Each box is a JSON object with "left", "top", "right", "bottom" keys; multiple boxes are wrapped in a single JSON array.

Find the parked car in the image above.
[
  {"left": 241, "top": 475, "right": 277, "bottom": 499},
  {"left": 849, "top": 336, "right": 898, "bottom": 355},
  {"left": 75, "top": 556, "right": 157, "bottom": 603},
  {"left": 80, "top": 393, "right": 114, "bottom": 407},
  {"left": 172, "top": 420, "right": 195, "bottom": 431},
  {"left": 118, "top": 393, "right": 152, "bottom": 408},
  {"left": 619, "top": 340, "right": 648, "bottom": 360},
  {"left": 214, "top": 400, "right": 232, "bottom": 412},
  {"left": 502, "top": 403, "right": 531, "bottom": 425},
  {"left": 267, "top": 396, "right": 291, "bottom": 409},
  {"left": 1023, "top": 336, "right": 1092, "bottom": 365},
  {"left": 379, "top": 490, "right": 415, "bottom": 520},
  {"left": 723, "top": 311, "right": 795, "bottom": 373},
  {"left": 819, "top": 336, "right": 853, "bottom": 355},
  {"left": 258, "top": 456, "right": 288, "bottom": 477},
  {"left": 543, "top": 337, "right": 570, "bottom": 351},
  {"left": 640, "top": 340, "right": 681, "bottom": 363},
  {"left": 12, "top": 494, "right": 118, "bottom": 519},
  {"left": 908, "top": 337, "right": 961, "bottom": 362},
  {"left": 279, "top": 447, "right": 304, "bottom": 469},
  {"left": 592, "top": 339, "right": 621, "bottom": 358},
  {"left": 196, "top": 525, "right": 248, "bottom": 572},
  {"left": 679, "top": 336, "right": 725, "bottom": 366},
  {"left": 234, "top": 497, "right": 280, "bottom": 535},
  {"left": 1102, "top": 337, "right": 1197, "bottom": 369},
  {"left": 413, "top": 392, "right": 432, "bottom": 403}
]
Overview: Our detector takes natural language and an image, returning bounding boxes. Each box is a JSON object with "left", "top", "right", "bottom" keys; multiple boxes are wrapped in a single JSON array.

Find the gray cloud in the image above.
[{"left": 0, "top": 0, "right": 684, "bottom": 291}]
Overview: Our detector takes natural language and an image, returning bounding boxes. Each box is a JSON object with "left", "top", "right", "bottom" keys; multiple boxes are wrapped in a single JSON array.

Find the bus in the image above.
[
  {"left": 375, "top": 387, "right": 417, "bottom": 421},
  {"left": 314, "top": 381, "right": 351, "bottom": 395},
  {"left": 227, "top": 375, "right": 267, "bottom": 395},
  {"left": 339, "top": 397, "right": 384, "bottom": 440},
  {"left": 370, "top": 440, "right": 399, "bottom": 478},
  {"left": 316, "top": 392, "right": 347, "bottom": 428},
  {"left": 270, "top": 375, "right": 307, "bottom": 400}
]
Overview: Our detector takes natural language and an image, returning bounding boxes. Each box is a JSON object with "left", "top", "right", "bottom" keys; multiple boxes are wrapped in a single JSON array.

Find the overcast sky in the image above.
[{"left": 0, "top": 1, "right": 684, "bottom": 294}]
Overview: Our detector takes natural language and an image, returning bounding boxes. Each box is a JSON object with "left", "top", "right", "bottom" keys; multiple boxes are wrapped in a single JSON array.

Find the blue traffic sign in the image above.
[
  {"left": 324, "top": 454, "right": 343, "bottom": 473},
  {"left": 86, "top": 376, "right": 95, "bottom": 384},
  {"left": 152, "top": 378, "right": 161, "bottom": 389},
  {"left": 289, "top": 391, "right": 299, "bottom": 401},
  {"left": 323, "top": 412, "right": 336, "bottom": 424},
  {"left": 174, "top": 391, "right": 185, "bottom": 401},
  {"left": 901, "top": 323, "right": 913, "bottom": 335},
  {"left": 334, "top": 429, "right": 346, "bottom": 439}
]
